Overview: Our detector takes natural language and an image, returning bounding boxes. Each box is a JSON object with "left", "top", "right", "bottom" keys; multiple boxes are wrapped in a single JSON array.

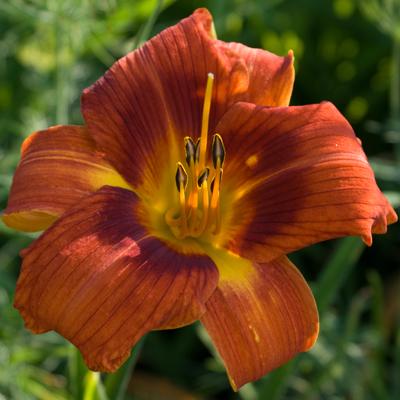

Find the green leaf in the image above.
[
  {"left": 394, "top": 292, "right": 400, "bottom": 399},
  {"left": 83, "top": 371, "right": 110, "bottom": 400},
  {"left": 257, "top": 359, "right": 295, "bottom": 399},
  {"left": 314, "top": 236, "right": 366, "bottom": 314},
  {"left": 366, "top": 269, "right": 390, "bottom": 400},
  {"left": 68, "top": 344, "right": 89, "bottom": 400},
  {"left": 132, "top": 0, "right": 164, "bottom": 50},
  {"left": 105, "top": 334, "right": 147, "bottom": 400}
]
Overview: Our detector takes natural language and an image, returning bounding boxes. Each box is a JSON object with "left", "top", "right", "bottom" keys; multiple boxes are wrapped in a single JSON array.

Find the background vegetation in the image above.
[{"left": 0, "top": 0, "right": 399, "bottom": 399}]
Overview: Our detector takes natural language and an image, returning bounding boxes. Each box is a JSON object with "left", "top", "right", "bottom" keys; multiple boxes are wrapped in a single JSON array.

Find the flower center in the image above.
[{"left": 165, "top": 73, "right": 226, "bottom": 239}]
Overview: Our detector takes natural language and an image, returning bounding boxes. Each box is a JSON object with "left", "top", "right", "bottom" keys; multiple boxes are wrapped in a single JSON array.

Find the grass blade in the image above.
[
  {"left": 132, "top": 0, "right": 164, "bottom": 50},
  {"left": 68, "top": 344, "right": 89, "bottom": 400},
  {"left": 314, "top": 236, "right": 365, "bottom": 314},
  {"left": 105, "top": 334, "right": 147, "bottom": 400},
  {"left": 83, "top": 372, "right": 110, "bottom": 400}
]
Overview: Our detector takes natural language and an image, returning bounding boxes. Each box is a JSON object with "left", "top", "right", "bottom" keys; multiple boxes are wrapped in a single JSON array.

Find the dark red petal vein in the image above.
[{"left": 15, "top": 186, "right": 219, "bottom": 372}]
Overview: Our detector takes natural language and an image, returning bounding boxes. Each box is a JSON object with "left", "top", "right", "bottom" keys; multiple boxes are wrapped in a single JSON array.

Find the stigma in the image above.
[{"left": 165, "top": 73, "right": 225, "bottom": 239}]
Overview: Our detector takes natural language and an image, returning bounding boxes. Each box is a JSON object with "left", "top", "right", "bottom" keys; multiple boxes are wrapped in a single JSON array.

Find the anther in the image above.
[
  {"left": 212, "top": 134, "right": 225, "bottom": 169},
  {"left": 175, "top": 162, "right": 188, "bottom": 192},
  {"left": 184, "top": 137, "right": 196, "bottom": 167},
  {"left": 195, "top": 138, "right": 201, "bottom": 164},
  {"left": 198, "top": 167, "right": 210, "bottom": 187}
]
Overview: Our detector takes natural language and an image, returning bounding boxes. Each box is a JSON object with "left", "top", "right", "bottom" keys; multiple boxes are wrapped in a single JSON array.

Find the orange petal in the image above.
[
  {"left": 216, "top": 42, "right": 295, "bottom": 106},
  {"left": 1, "top": 125, "right": 131, "bottom": 232},
  {"left": 216, "top": 102, "right": 397, "bottom": 262},
  {"left": 14, "top": 186, "right": 219, "bottom": 372},
  {"left": 200, "top": 248, "right": 318, "bottom": 391},
  {"left": 81, "top": 9, "right": 248, "bottom": 200}
]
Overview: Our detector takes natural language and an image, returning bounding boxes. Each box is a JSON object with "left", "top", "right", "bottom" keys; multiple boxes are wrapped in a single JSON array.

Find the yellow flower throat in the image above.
[{"left": 165, "top": 73, "right": 225, "bottom": 239}]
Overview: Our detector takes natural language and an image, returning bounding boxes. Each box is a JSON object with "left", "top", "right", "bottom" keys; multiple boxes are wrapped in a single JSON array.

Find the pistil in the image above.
[{"left": 198, "top": 73, "right": 214, "bottom": 173}]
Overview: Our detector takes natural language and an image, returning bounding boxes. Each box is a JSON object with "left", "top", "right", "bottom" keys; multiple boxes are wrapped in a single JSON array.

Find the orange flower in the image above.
[{"left": 2, "top": 9, "right": 397, "bottom": 391}]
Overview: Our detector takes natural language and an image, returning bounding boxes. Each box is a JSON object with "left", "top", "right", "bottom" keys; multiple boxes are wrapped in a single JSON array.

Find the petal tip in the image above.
[
  {"left": 193, "top": 7, "right": 211, "bottom": 17},
  {"left": 13, "top": 299, "right": 49, "bottom": 334},
  {"left": 1, "top": 214, "right": 8, "bottom": 228},
  {"left": 80, "top": 347, "right": 131, "bottom": 373},
  {"left": 362, "top": 234, "right": 373, "bottom": 246},
  {"left": 228, "top": 373, "right": 238, "bottom": 392},
  {"left": 388, "top": 208, "right": 398, "bottom": 225}
]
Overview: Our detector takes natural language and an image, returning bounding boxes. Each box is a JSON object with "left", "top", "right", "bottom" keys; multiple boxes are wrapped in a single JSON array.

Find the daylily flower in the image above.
[{"left": 2, "top": 8, "right": 397, "bottom": 391}]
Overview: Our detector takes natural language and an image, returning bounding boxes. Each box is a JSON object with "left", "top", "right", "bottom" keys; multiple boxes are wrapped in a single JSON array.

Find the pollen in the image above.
[{"left": 165, "top": 73, "right": 225, "bottom": 240}]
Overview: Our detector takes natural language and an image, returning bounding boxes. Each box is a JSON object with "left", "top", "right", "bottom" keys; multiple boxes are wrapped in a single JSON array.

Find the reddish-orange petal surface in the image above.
[
  {"left": 2, "top": 125, "right": 131, "bottom": 232},
  {"left": 216, "top": 102, "right": 397, "bottom": 263},
  {"left": 14, "top": 186, "right": 219, "bottom": 372},
  {"left": 216, "top": 42, "right": 295, "bottom": 106},
  {"left": 81, "top": 9, "right": 248, "bottom": 200},
  {"left": 200, "top": 249, "right": 318, "bottom": 391}
]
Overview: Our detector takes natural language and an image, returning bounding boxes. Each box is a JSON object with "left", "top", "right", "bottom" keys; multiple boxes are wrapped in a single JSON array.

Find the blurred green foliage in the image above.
[{"left": 1, "top": 0, "right": 399, "bottom": 399}]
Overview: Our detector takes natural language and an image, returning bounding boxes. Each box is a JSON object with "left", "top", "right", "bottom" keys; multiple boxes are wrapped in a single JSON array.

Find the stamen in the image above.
[
  {"left": 165, "top": 206, "right": 182, "bottom": 227},
  {"left": 164, "top": 75, "right": 227, "bottom": 240},
  {"left": 192, "top": 167, "right": 210, "bottom": 237},
  {"left": 197, "top": 166, "right": 210, "bottom": 187},
  {"left": 187, "top": 163, "right": 200, "bottom": 235},
  {"left": 175, "top": 163, "right": 188, "bottom": 239},
  {"left": 175, "top": 162, "right": 188, "bottom": 192},
  {"left": 194, "top": 138, "right": 201, "bottom": 176},
  {"left": 178, "top": 181, "right": 188, "bottom": 238},
  {"left": 212, "top": 134, "right": 225, "bottom": 169},
  {"left": 184, "top": 137, "right": 196, "bottom": 167},
  {"left": 189, "top": 167, "right": 209, "bottom": 235},
  {"left": 184, "top": 137, "right": 196, "bottom": 210},
  {"left": 195, "top": 138, "right": 201, "bottom": 163},
  {"left": 207, "top": 134, "right": 225, "bottom": 233},
  {"left": 213, "top": 197, "right": 221, "bottom": 235},
  {"left": 198, "top": 73, "right": 214, "bottom": 171},
  {"left": 204, "top": 163, "right": 222, "bottom": 233},
  {"left": 210, "top": 170, "right": 223, "bottom": 194}
]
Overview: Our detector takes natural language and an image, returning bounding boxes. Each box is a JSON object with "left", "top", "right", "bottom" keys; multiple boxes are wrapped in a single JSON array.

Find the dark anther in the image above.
[
  {"left": 175, "top": 162, "right": 188, "bottom": 192},
  {"left": 212, "top": 134, "right": 225, "bottom": 169},
  {"left": 195, "top": 138, "right": 201, "bottom": 163},
  {"left": 197, "top": 167, "right": 210, "bottom": 187},
  {"left": 184, "top": 137, "right": 196, "bottom": 166},
  {"left": 210, "top": 169, "right": 223, "bottom": 193}
]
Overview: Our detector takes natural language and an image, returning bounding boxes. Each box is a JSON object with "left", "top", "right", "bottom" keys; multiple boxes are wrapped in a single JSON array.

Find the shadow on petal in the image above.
[{"left": 15, "top": 186, "right": 219, "bottom": 372}]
